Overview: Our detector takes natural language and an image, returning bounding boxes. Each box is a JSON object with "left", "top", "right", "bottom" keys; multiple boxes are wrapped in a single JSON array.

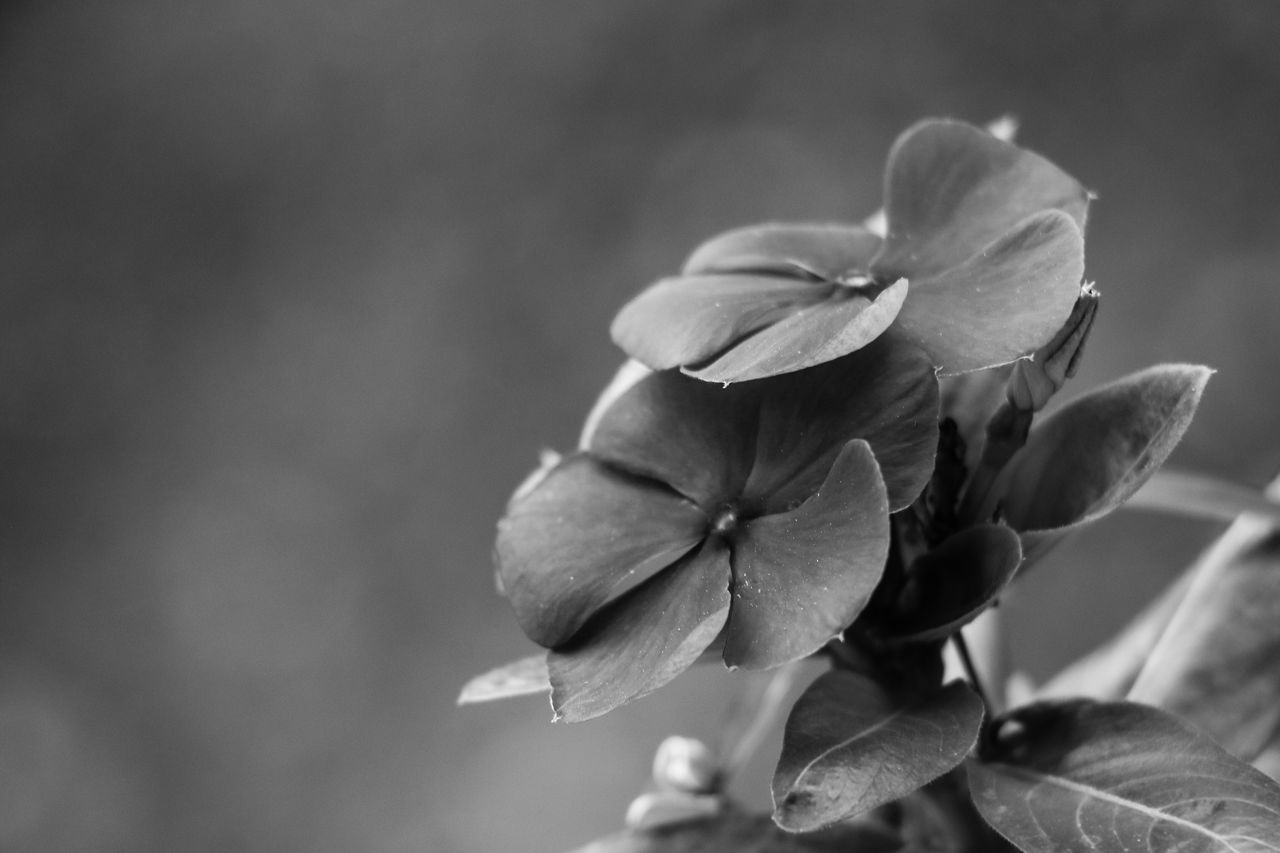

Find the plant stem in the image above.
[
  {"left": 951, "top": 632, "right": 991, "bottom": 711},
  {"left": 719, "top": 664, "right": 802, "bottom": 783}
]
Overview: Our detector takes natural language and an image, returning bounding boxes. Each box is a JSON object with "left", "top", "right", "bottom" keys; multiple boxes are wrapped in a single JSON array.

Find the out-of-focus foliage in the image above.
[{"left": 3, "top": 3, "right": 1280, "bottom": 853}]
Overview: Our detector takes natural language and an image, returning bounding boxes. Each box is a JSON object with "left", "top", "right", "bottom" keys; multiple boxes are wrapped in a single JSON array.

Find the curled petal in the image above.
[
  {"left": 723, "top": 440, "right": 890, "bottom": 670},
  {"left": 685, "top": 279, "right": 908, "bottom": 384},
  {"left": 875, "top": 119, "right": 1090, "bottom": 280},
  {"left": 549, "top": 538, "right": 732, "bottom": 722},
  {"left": 611, "top": 274, "right": 828, "bottom": 371},
  {"left": 682, "top": 222, "right": 883, "bottom": 280},
  {"left": 497, "top": 455, "right": 707, "bottom": 648},
  {"left": 892, "top": 210, "right": 1085, "bottom": 373}
]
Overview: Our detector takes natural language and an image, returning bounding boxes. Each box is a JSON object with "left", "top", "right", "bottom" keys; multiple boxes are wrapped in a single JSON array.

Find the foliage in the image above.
[{"left": 460, "top": 119, "right": 1280, "bottom": 852}]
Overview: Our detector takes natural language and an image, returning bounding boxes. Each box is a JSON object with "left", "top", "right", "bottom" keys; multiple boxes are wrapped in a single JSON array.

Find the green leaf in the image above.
[
  {"left": 457, "top": 654, "right": 548, "bottom": 705},
  {"left": 772, "top": 672, "right": 984, "bottom": 832},
  {"left": 882, "top": 524, "right": 1023, "bottom": 643},
  {"left": 997, "top": 364, "right": 1211, "bottom": 562},
  {"left": 721, "top": 441, "right": 889, "bottom": 670},
  {"left": 566, "top": 806, "right": 904, "bottom": 853},
  {"left": 969, "top": 699, "right": 1280, "bottom": 853},
  {"left": 548, "top": 539, "right": 731, "bottom": 723},
  {"left": 1126, "top": 494, "right": 1280, "bottom": 764}
]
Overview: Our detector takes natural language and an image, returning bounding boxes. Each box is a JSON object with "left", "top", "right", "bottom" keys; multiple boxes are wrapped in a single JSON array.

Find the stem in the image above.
[
  {"left": 719, "top": 664, "right": 801, "bottom": 782},
  {"left": 951, "top": 632, "right": 991, "bottom": 711}
]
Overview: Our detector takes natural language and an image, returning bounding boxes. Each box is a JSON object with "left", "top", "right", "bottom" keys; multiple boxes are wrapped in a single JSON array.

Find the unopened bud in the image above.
[
  {"left": 624, "top": 791, "right": 722, "bottom": 831},
  {"left": 1007, "top": 284, "right": 1099, "bottom": 413},
  {"left": 652, "top": 735, "right": 720, "bottom": 795}
]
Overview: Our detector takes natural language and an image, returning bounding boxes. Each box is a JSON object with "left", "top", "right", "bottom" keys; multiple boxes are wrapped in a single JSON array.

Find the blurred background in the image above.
[{"left": 3, "top": 2, "right": 1280, "bottom": 851}]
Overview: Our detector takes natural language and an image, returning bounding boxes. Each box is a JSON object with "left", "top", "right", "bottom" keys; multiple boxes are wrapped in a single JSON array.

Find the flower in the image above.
[
  {"left": 495, "top": 338, "right": 940, "bottom": 721},
  {"left": 610, "top": 119, "right": 1090, "bottom": 384}
]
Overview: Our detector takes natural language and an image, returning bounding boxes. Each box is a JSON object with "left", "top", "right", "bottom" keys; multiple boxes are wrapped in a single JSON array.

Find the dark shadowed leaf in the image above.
[
  {"left": 457, "top": 654, "right": 548, "bottom": 705},
  {"left": 721, "top": 441, "right": 889, "bottom": 670},
  {"left": 566, "top": 806, "right": 904, "bottom": 853},
  {"left": 611, "top": 274, "right": 828, "bottom": 371},
  {"left": 890, "top": 210, "right": 1084, "bottom": 374},
  {"left": 875, "top": 119, "right": 1089, "bottom": 280},
  {"left": 682, "top": 222, "right": 884, "bottom": 280},
  {"left": 883, "top": 524, "right": 1023, "bottom": 643},
  {"left": 589, "top": 335, "right": 939, "bottom": 516},
  {"left": 1126, "top": 483, "right": 1280, "bottom": 763},
  {"left": 772, "top": 672, "right": 984, "bottom": 832},
  {"left": 997, "top": 364, "right": 1211, "bottom": 561},
  {"left": 496, "top": 455, "right": 707, "bottom": 648},
  {"left": 548, "top": 539, "right": 731, "bottom": 722},
  {"left": 969, "top": 699, "right": 1280, "bottom": 853},
  {"left": 685, "top": 279, "right": 908, "bottom": 384}
]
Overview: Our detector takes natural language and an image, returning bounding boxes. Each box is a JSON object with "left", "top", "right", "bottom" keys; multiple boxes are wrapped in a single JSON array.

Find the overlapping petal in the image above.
[
  {"left": 610, "top": 120, "right": 1090, "bottom": 383},
  {"left": 496, "top": 455, "right": 707, "bottom": 648},
  {"left": 588, "top": 335, "right": 939, "bottom": 514},
  {"left": 548, "top": 538, "right": 732, "bottom": 722},
  {"left": 722, "top": 440, "right": 890, "bottom": 670}
]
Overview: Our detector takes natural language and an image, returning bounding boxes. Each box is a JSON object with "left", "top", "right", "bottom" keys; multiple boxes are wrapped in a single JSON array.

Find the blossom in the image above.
[
  {"left": 611, "top": 119, "right": 1090, "bottom": 383},
  {"left": 495, "top": 338, "right": 939, "bottom": 721}
]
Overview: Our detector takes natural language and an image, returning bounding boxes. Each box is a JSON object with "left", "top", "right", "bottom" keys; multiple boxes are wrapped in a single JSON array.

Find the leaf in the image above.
[
  {"left": 548, "top": 538, "right": 731, "bottom": 722},
  {"left": 772, "top": 672, "right": 984, "bottom": 832},
  {"left": 496, "top": 454, "right": 707, "bottom": 648},
  {"left": 1128, "top": 469, "right": 1280, "bottom": 526},
  {"left": 996, "top": 364, "right": 1211, "bottom": 562},
  {"left": 882, "top": 524, "right": 1023, "bottom": 643},
  {"left": 969, "top": 699, "right": 1280, "bottom": 853},
  {"left": 457, "top": 654, "right": 549, "bottom": 705},
  {"left": 1126, "top": 478, "right": 1280, "bottom": 763},
  {"left": 721, "top": 441, "right": 889, "bottom": 670},
  {"left": 566, "top": 806, "right": 904, "bottom": 853},
  {"left": 890, "top": 210, "right": 1085, "bottom": 374}
]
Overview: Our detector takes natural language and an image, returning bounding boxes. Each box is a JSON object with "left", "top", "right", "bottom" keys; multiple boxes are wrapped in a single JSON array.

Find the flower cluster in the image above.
[{"left": 482, "top": 118, "right": 1207, "bottom": 724}]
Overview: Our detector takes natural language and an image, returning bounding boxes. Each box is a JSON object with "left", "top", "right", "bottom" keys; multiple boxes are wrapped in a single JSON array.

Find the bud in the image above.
[
  {"left": 623, "top": 791, "right": 722, "bottom": 831},
  {"left": 652, "top": 735, "right": 720, "bottom": 795}
]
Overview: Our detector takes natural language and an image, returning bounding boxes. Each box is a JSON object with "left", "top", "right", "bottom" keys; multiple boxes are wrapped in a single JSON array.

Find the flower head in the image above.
[
  {"left": 495, "top": 338, "right": 940, "bottom": 721},
  {"left": 611, "top": 119, "right": 1090, "bottom": 383}
]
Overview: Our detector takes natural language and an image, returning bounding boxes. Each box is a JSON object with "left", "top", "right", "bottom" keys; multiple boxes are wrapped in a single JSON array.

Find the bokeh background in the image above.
[{"left": 3, "top": 2, "right": 1280, "bottom": 851}]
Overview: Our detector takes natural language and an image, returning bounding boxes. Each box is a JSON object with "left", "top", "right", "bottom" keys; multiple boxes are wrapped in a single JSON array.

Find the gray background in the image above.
[{"left": 3, "top": 2, "right": 1279, "bottom": 851}]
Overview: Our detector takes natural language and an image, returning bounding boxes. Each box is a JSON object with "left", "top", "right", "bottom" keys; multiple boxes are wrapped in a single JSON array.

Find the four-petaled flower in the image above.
[
  {"left": 611, "top": 119, "right": 1090, "bottom": 384},
  {"left": 496, "top": 339, "right": 939, "bottom": 721}
]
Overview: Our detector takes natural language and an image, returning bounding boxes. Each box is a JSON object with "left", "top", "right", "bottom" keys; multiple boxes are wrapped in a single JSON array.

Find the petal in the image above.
[
  {"left": 682, "top": 222, "right": 883, "bottom": 280},
  {"left": 684, "top": 278, "right": 908, "bottom": 384},
  {"left": 722, "top": 440, "right": 890, "bottom": 670},
  {"left": 874, "top": 119, "right": 1090, "bottom": 280},
  {"left": 741, "top": 333, "right": 939, "bottom": 513},
  {"left": 588, "top": 334, "right": 939, "bottom": 514},
  {"left": 496, "top": 455, "right": 708, "bottom": 648},
  {"left": 892, "top": 210, "right": 1085, "bottom": 373},
  {"left": 610, "top": 273, "right": 829, "bottom": 370},
  {"left": 548, "top": 538, "right": 731, "bottom": 722}
]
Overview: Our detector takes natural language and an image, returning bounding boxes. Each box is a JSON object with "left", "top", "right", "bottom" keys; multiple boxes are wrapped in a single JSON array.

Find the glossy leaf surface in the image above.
[
  {"left": 970, "top": 700, "right": 1280, "bottom": 853},
  {"left": 773, "top": 672, "right": 983, "bottom": 832}
]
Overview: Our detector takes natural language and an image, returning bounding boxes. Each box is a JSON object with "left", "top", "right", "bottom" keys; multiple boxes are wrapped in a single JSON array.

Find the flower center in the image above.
[{"left": 709, "top": 503, "right": 739, "bottom": 536}]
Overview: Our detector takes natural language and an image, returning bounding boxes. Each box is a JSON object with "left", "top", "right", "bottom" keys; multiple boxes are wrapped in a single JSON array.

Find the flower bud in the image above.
[
  {"left": 652, "top": 735, "right": 720, "bottom": 795},
  {"left": 1007, "top": 283, "right": 1099, "bottom": 414},
  {"left": 623, "top": 791, "right": 722, "bottom": 831}
]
